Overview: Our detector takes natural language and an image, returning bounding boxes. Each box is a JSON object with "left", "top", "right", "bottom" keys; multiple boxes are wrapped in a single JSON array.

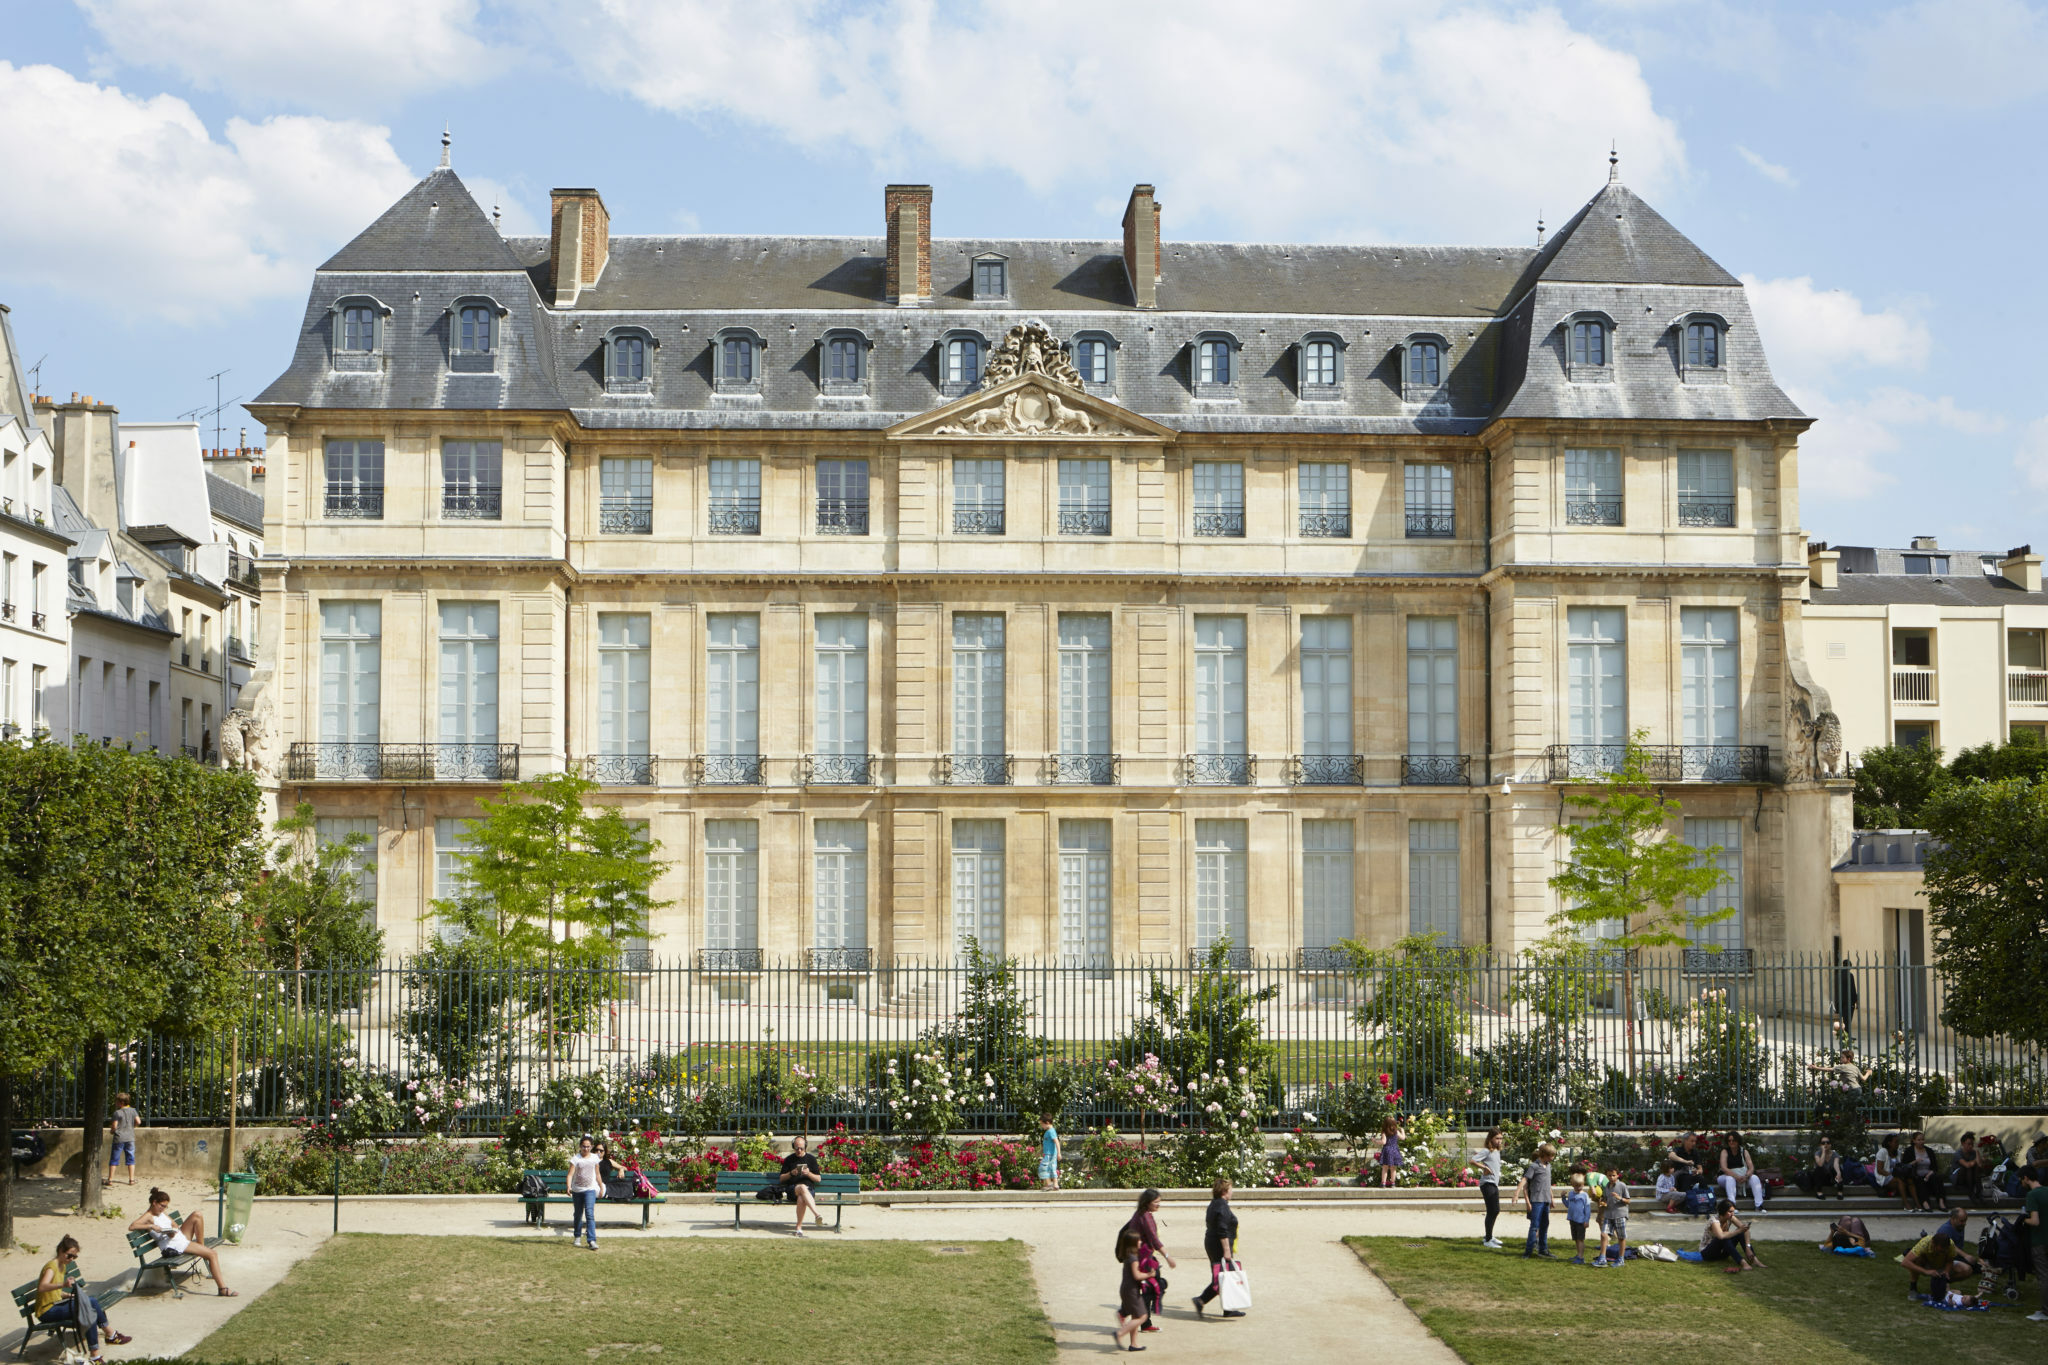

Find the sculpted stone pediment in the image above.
[{"left": 888, "top": 321, "right": 1174, "bottom": 443}]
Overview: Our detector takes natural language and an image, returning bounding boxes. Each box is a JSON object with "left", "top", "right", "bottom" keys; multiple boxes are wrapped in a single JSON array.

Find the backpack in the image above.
[
  {"left": 1681, "top": 1186, "right": 1716, "bottom": 1216},
  {"left": 520, "top": 1171, "right": 549, "bottom": 1224}
]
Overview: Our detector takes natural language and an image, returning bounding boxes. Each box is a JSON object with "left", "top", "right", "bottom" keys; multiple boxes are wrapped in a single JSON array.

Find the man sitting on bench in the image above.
[
  {"left": 129, "top": 1188, "right": 237, "bottom": 1296},
  {"left": 778, "top": 1136, "right": 825, "bottom": 1237},
  {"left": 35, "top": 1237, "right": 133, "bottom": 1361}
]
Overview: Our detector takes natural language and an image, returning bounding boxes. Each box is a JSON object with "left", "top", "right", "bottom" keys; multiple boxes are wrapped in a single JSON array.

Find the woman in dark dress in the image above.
[
  {"left": 596, "top": 1141, "right": 635, "bottom": 1201},
  {"left": 1114, "top": 1227, "right": 1147, "bottom": 1352},
  {"left": 778, "top": 1134, "right": 825, "bottom": 1236},
  {"left": 1121, "top": 1189, "right": 1176, "bottom": 1334}
]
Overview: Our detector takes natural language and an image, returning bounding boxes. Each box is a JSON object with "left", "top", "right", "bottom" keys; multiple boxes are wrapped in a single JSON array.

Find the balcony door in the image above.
[
  {"left": 1058, "top": 820, "right": 1112, "bottom": 969},
  {"left": 319, "top": 601, "right": 380, "bottom": 775},
  {"left": 438, "top": 603, "right": 500, "bottom": 765}
]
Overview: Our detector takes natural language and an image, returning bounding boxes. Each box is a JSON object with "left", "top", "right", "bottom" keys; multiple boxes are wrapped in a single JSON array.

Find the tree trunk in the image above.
[
  {"left": 79, "top": 1034, "right": 107, "bottom": 1212},
  {"left": 1, "top": 1077, "right": 16, "bottom": 1248}
]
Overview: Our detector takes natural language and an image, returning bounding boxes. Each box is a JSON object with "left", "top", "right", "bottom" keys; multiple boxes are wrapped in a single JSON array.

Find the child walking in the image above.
[
  {"left": 1114, "top": 1227, "right": 1148, "bottom": 1353},
  {"left": 1563, "top": 1174, "right": 1593, "bottom": 1263},
  {"left": 1378, "top": 1116, "right": 1405, "bottom": 1187},
  {"left": 1595, "top": 1163, "right": 1630, "bottom": 1266},
  {"left": 107, "top": 1093, "right": 141, "bottom": 1187},
  {"left": 1038, "top": 1116, "right": 1063, "bottom": 1191}
]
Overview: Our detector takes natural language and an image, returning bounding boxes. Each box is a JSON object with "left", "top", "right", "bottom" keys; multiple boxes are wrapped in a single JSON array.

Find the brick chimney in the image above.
[
  {"left": 2001, "top": 544, "right": 2043, "bottom": 593},
  {"left": 884, "top": 184, "right": 932, "bottom": 305},
  {"left": 549, "top": 188, "right": 610, "bottom": 307},
  {"left": 1909, "top": 534, "right": 1939, "bottom": 551},
  {"left": 1807, "top": 540, "right": 1839, "bottom": 590},
  {"left": 1122, "top": 184, "right": 1160, "bottom": 309}
]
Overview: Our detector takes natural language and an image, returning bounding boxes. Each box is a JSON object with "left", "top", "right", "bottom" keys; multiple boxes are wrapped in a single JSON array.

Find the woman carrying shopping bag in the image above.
[{"left": 1191, "top": 1178, "right": 1246, "bottom": 1318}]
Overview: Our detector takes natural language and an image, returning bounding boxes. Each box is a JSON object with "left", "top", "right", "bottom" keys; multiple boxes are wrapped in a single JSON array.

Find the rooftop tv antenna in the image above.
[{"left": 177, "top": 370, "right": 242, "bottom": 452}]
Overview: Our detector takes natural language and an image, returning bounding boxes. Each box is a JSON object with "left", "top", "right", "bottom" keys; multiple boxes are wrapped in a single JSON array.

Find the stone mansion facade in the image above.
[{"left": 246, "top": 163, "right": 1852, "bottom": 964}]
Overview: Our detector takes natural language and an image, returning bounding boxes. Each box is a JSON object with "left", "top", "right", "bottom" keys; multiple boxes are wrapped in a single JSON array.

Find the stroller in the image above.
[{"left": 1974, "top": 1213, "right": 2032, "bottom": 1301}]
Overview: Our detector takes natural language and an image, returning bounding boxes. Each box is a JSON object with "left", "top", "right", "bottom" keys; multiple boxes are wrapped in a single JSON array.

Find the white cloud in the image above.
[
  {"left": 0, "top": 63, "right": 418, "bottom": 319},
  {"left": 2016, "top": 416, "right": 2048, "bottom": 493},
  {"left": 1855, "top": 0, "right": 2048, "bottom": 109},
  {"left": 1736, "top": 145, "right": 1796, "bottom": 187},
  {"left": 1741, "top": 274, "right": 1930, "bottom": 386},
  {"left": 74, "top": 0, "right": 508, "bottom": 111}
]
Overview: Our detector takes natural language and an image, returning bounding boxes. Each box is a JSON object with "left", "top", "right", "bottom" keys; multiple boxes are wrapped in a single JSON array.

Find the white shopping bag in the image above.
[{"left": 1218, "top": 1259, "right": 1252, "bottom": 1313}]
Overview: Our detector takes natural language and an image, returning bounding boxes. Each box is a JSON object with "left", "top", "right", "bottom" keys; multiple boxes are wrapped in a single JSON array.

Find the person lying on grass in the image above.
[
  {"left": 1820, "top": 1214, "right": 1871, "bottom": 1251},
  {"left": 129, "top": 1188, "right": 237, "bottom": 1295},
  {"left": 1699, "top": 1200, "right": 1765, "bottom": 1273}
]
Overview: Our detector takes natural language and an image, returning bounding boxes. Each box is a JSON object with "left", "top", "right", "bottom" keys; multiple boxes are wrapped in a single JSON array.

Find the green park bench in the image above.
[
  {"left": 713, "top": 1170, "right": 862, "bottom": 1231},
  {"left": 517, "top": 1169, "right": 672, "bottom": 1229},
  {"left": 13, "top": 1262, "right": 129, "bottom": 1355},
  {"left": 125, "top": 1214, "right": 223, "bottom": 1297}
]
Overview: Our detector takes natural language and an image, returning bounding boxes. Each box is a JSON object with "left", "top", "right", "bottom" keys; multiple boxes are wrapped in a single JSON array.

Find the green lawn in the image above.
[
  {"left": 1346, "top": 1237, "right": 2044, "bottom": 1365},
  {"left": 191, "top": 1235, "right": 1055, "bottom": 1365}
]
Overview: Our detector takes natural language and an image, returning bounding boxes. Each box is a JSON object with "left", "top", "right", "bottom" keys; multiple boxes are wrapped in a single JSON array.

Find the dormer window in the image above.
[
  {"left": 449, "top": 297, "right": 505, "bottom": 373},
  {"left": 714, "top": 329, "right": 765, "bottom": 395},
  {"left": 329, "top": 295, "right": 390, "bottom": 370},
  {"left": 605, "top": 328, "right": 654, "bottom": 394},
  {"left": 1674, "top": 313, "right": 1728, "bottom": 381},
  {"left": 971, "top": 255, "right": 1008, "bottom": 300},
  {"left": 342, "top": 306, "right": 377, "bottom": 351},
  {"left": 1298, "top": 333, "right": 1344, "bottom": 398},
  {"left": 1562, "top": 313, "right": 1615, "bottom": 382},
  {"left": 1572, "top": 320, "right": 1606, "bottom": 367},
  {"left": 1193, "top": 333, "right": 1240, "bottom": 397},
  {"left": 1400, "top": 334, "right": 1449, "bottom": 404},
  {"left": 823, "top": 330, "right": 868, "bottom": 393},
  {"left": 942, "top": 334, "right": 984, "bottom": 393},
  {"left": 458, "top": 305, "right": 494, "bottom": 354},
  {"left": 1072, "top": 332, "right": 1116, "bottom": 387}
]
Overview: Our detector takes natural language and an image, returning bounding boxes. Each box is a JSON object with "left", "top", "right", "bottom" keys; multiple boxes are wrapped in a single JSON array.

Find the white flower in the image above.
[
  {"left": 1237, "top": 1066, "right": 1248, "bottom": 1076},
  {"left": 1549, "top": 1129, "right": 1562, "bottom": 1139},
  {"left": 1302, "top": 1111, "right": 1318, "bottom": 1124}
]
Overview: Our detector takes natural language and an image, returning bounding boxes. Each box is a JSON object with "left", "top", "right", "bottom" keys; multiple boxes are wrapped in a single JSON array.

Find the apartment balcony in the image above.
[
  {"left": 30, "top": 611, "right": 46, "bottom": 631},
  {"left": 951, "top": 501, "right": 1005, "bottom": 535},
  {"left": 939, "top": 753, "right": 1013, "bottom": 785},
  {"left": 1402, "top": 753, "right": 1474, "bottom": 786},
  {"left": 1190, "top": 945, "right": 1256, "bottom": 970},
  {"left": 708, "top": 499, "right": 761, "bottom": 535},
  {"left": 284, "top": 742, "right": 521, "bottom": 782},
  {"left": 1, "top": 600, "right": 12, "bottom": 622},
  {"left": 324, "top": 490, "right": 384, "bottom": 520},
  {"left": 1677, "top": 497, "right": 1736, "bottom": 528},
  {"left": 1058, "top": 507, "right": 1111, "bottom": 536},
  {"left": 806, "top": 947, "right": 874, "bottom": 973},
  {"left": 803, "top": 752, "right": 873, "bottom": 785},
  {"left": 698, "top": 948, "right": 764, "bottom": 971},
  {"left": 1192, "top": 508, "right": 1245, "bottom": 538},
  {"left": 1298, "top": 509, "right": 1351, "bottom": 538},
  {"left": 1291, "top": 753, "right": 1363, "bottom": 785},
  {"left": 1044, "top": 753, "right": 1119, "bottom": 785},
  {"left": 1543, "top": 744, "right": 1769, "bottom": 783},
  {"left": 1297, "top": 945, "right": 1352, "bottom": 971},
  {"left": 442, "top": 488, "right": 502, "bottom": 520},
  {"left": 1892, "top": 665, "right": 1937, "bottom": 704},
  {"left": 1183, "top": 753, "right": 1255, "bottom": 786},
  {"left": 1682, "top": 947, "right": 1756, "bottom": 977},
  {"left": 599, "top": 497, "right": 653, "bottom": 535},
  {"left": 228, "top": 636, "right": 253, "bottom": 664},
  {"left": 694, "top": 753, "right": 764, "bottom": 785},
  {"left": 2007, "top": 668, "right": 2047, "bottom": 706},
  {"left": 585, "top": 753, "right": 657, "bottom": 786},
  {"left": 1564, "top": 497, "right": 1624, "bottom": 526},
  {"left": 1405, "top": 509, "right": 1455, "bottom": 538},
  {"left": 815, "top": 498, "right": 869, "bottom": 535}
]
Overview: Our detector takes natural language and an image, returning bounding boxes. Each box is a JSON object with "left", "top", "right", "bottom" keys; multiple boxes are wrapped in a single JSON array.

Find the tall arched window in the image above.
[
  {"left": 1407, "top": 341, "right": 1442, "bottom": 388},
  {"left": 945, "top": 337, "right": 981, "bottom": 387}
]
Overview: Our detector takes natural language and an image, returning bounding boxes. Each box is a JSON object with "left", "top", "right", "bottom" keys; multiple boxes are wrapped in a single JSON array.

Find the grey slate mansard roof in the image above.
[
  {"left": 1811, "top": 545, "right": 2047, "bottom": 608},
  {"left": 205, "top": 472, "right": 264, "bottom": 535},
  {"left": 253, "top": 168, "right": 1805, "bottom": 434}
]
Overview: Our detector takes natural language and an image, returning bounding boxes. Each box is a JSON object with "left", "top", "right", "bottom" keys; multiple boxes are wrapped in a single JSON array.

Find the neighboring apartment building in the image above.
[
  {"left": 1804, "top": 537, "right": 2048, "bottom": 757},
  {"left": 249, "top": 160, "right": 1850, "bottom": 963},
  {"left": 0, "top": 304, "right": 71, "bottom": 742}
]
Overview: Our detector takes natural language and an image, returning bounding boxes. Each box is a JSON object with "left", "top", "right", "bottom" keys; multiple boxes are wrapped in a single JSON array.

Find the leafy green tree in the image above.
[
  {"left": 924, "top": 937, "right": 1049, "bottom": 1118},
  {"left": 1920, "top": 777, "right": 2048, "bottom": 1048},
  {"left": 1119, "top": 939, "right": 1279, "bottom": 1099},
  {"left": 248, "top": 802, "right": 384, "bottom": 1008},
  {"left": 1851, "top": 742, "right": 1952, "bottom": 828},
  {"left": 1341, "top": 932, "right": 1475, "bottom": 1095},
  {"left": 1949, "top": 734, "right": 2048, "bottom": 786}
]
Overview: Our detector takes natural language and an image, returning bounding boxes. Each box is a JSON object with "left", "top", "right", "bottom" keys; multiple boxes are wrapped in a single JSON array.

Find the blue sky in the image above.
[{"left": 3, "top": 0, "right": 2044, "bottom": 550}]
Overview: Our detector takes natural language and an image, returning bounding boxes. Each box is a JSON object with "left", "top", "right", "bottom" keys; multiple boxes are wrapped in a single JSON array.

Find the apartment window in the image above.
[
  {"left": 438, "top": 603, "right": 499, "bottom": 763},
  {"left": 599, "top": 457, "right": 653, "bottom": 534},
  {"left": 31, "top": 665, "right": 46, "bottom": 730},
  {"left": 1567, "top": 607, "right": 1628, "bottom": 750},
  {"left": 597, "top": 613, "right": 652, "bottom": 777},
  {"left": 1193, "top": 820, "right": 1249, "bottom": 951},
  {"left": 1074, "top": 335, "right": 1113, "bottom": 386},
  {"left": 813, "top": 821, "right": 868, "bottom": 952},
  {"left": 1058, "top": 458, "right": 1110, "bottom": 536},
  {"left": 433, "top": 817, "right": 478, "bottom": 934},
  {"left": 704, "top": 820, "right": 760, "bottom": 951},
  {"left": 1684, "top": 818, "right": 1743, "bottom": 951},
  {"left": 1301, "top": 617, "right": 1354, "bottom": 781},
  {"left": 824, "top": 333, "right": 865, "bottom": 387},
  {"left": 1565, "top": 448, "right": 1622, "bottom": 526},
  {"left": 177, "top": 694, "right": 190, "bottom": 750},
  {"left": 1192, "top": 461, "right": 1245, "bottom": 538},
  {"left": 1902, "top": 553, "right": 1950, "bottom": 576},
  {"left": 816, "top": 458, "right": 869, "bottom": 535},
  {"left": 1301, "top": 338, "right": 1339, "bottom": 390},
  {"left": 705, "top": 613, "right": 760, "bottom": 772},
  {"left": 1407, "top": 340, "right": 1442, "bottom": 389},
  {"left": 608, "top": 332, "right": 649, "bottom": 386},
  {"left": 952, "top": 820, "right": 1005, "bottom": 958},
  {"left": 441, "top": 441, "right": 503, "bottom": 520},
  {"left": 338, "top": 304, "right": 378, "bottom": 353},
  {"left": 456, "top": 304, "right": 494, "bottom": 355},
  {"left": 324, "top": 440, "right": 385, "bottom": 519},
  {"left": 1570, "top": 319, "right": 1607, "bottom": 368},
  {"left": 952, "top": 458, "right": 1005, "bottom": 535},
  {"left": 1404, "top": 462, "right": 1454, "bottom": 537},
  {"left": 1057, "top": 613, "right": 1112, "bottom": 781},
  {"left": 972, "top": 258, "right": 1007, "bottom": 299},
  {"left": 1680, "top": 607, "right": 1739, "bottom": 754},
  {"left": 0, "top": 658, "right": 13, "bottom": 734},
  {"left": 1302, "top": 820, "right": 1354, "bottom": 950},
  {"left": 318, "top": 602, "right": 381, "bottom": 751},
  {"left": 1, "top": 552, "right": 14, "bottom": 613},
  {"left": 1192, "top": 615, "right": 1248, "bottom": 783},
  {"left": 29, "top": 564, "right": 43, "bottom": 623},
  {"left": 146, "top": 681, "right": 158, "bottom": 749},
  {"left": 951, "top": 613, "right": 1006, "bottom": 780},
  {"left": 1299, "top": 462, "right": 1350, "bottom": 537},
  {"left": 813, "top": 614, "right": 869, "bottom": 774},
  {"left": 944, "top": 337, "right": 981, "bottom": 388},
  {"left": 1684, "top": 320, "right": 1722, "bottom": 370},
  {"left": 1408, "top": 820, "right": 1460, "bottom": 943},
  {"left": 1058, "top": 820, "right": 1112, "bottom": 967},
  {"left": 1676, "top": 450, "right": 1735, "bottom": 527},
  {"left": 720, "top": 335, "right": 755, "bottom": 384},
  {"left": 708, "top": 458, "right": 761, "bottom": 536},
  {"left": 1404, "top": 617, "right": 1459, "bottom": 766},
  {"left": 317, "top": 817, "right": 379, "bottom": 912},
  {"left": 1195, "top": 337, "right": 1233, "bottom": 388},
  {"left": 1894, "top": 721, "right": 1935, "bottom": 749}
]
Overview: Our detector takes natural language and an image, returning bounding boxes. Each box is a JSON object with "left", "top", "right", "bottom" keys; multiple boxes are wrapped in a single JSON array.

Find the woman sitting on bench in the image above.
[
  {"left": 778, "top": 1135, "right": 825, "bottom": 1237},
  {"left": 129, "top": 1188, "right": 236, "bottom": 1295},
  {"left": 36, "top": 1236, "right": 132, "bottom": 1361}
]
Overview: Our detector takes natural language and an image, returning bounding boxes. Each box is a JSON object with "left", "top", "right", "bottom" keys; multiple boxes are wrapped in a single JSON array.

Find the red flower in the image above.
[
  {"left": 1342, "top": 1072, "right": 1353, "bottom": 1082},
  {"left": 1378, "top": 1074, "right": 1391, "bottom": 1087}
]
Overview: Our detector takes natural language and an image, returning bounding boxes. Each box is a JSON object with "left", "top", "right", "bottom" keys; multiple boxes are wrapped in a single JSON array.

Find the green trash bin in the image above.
[{"left": 221, "top": 1173, "right": 258, "bottom": 1244}]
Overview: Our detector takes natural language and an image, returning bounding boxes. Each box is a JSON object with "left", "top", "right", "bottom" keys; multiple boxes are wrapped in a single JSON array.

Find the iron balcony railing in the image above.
[
  {"left": 180, "top": 744, "right": 200, "bottom": 759},
  {"left": 1565, "top": 497, "right": 1624, "bottom": 526},
  {"left": 1058, "top": 507, "right": 1111, "bottom": 536},
  {"left": 816, "top": 498, "right": 869, "bottom": 535},
  {"left": 1045, "top": 753, "right": 1119, "bottom": 785},
  {"left": 1298, "top": 509, "right": 1351, "bottom": 538},
  {"left": 1291, "top": 753, "right": 1363, "bottom": 785},
  {"left": 31, "top": 611, "right": 47, "bottom": 631},
  {"left": 227, "top": 553, "right": 261, "bottom": 589},
  {"left": 0, "top": 600, "right": 12, "bottom": 621},
  {"left": 708, "top": 499, "right": 761, "bottom": 535},
  {"left": 442, "top": 488, "right": 503, "bottom": 520},
  {"left": 1297, "top": 945, "right": 1351, "bottom": 971},
  {"left": 1190, "top": 945, "right": 1256, "bottom": 970},
  {"left": 952, "top": 502, "right": 1005, "bottom": 535},
  {"left": 2008, "top": 667, "right": 2048, "bottom": 705},
  {"left": 804, "top": 753, "right": 873, "bottom": 785},
  {"left": 940, "top": 753, "right": 1013, "bottom": 785},
  {"left": 1683, "top": 947, "right": 1756, "bottom": 976},
  {"left": 325, "top": 489, "right": 384, "bottom": 519},
  {"left": 600, "top": 498, "right": 653, "bottom": 535},
  {"left": 1405, "top": 509, "right": 1455, "bottom": 538},
  {"left": 1677, "top": 497, "right": 1736, "bottom": 528},
  {"left": 586, "top": 753, "right": 657, "bottom": 786},
  {"left": 1183, "top": 753, "right": 1255, "bottom": 785},
  {"left": 284, "top": 742, "right": 521, "bottom": 782},
  {"left": 806, "top": 947, "right": 874, "bottom": 973},
  {"left": 695, "top": 753, "right": 764, "bottom": 785},
  {"left": 1402, "top": 753, "right": 1474, "bottom": 786},
  {"left": 228, "top": 637, "right": 253, "bottom": 663},
  {"left": 1192, "top": 508, "right": 1245, "bottom": 538},
  {"left": 1544, "top": 744, "right": 1769, "bottom": 783},
  {"left": 697, "top": 948, "right": 764, "bottom": 971},
  {"left": 1893, "top": 665, "right": 1937, "bottom": 703}
]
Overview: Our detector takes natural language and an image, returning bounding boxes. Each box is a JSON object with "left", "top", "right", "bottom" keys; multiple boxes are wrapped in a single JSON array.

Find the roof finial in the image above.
[
  {"left": 1608, "top": 141, "right": 1619, "bottom": 184},
  {"left": 440, "top": 125, "right": 451, "bottom": 169},
  {"left": 492, "top": 201, "right": 502, "bottom": 230},
  {"left": 1536, "top": 211, "right": 1545, "bottom": 249}
]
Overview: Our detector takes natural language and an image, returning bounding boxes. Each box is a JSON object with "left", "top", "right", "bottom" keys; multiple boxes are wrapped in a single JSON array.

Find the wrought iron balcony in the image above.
[
  {"left": 1543, "top": 744, "right": 1769, "bottom": 783},
  {"left": 1677, "top": 497, "right": 1736, "bottom": 528},
  {"left": 1058, "top": 507, "right": 1111, "bottom": 536},
  {"left": 324, "top": 490, "right": 384, "bottom": 519},
  {"left": 599, "top": 497, "right": 653, "bottom": 534},
  {"left": 180, "top": 744, "right": 200, "bottom": 760},
  {"left": 1192, "top": 508, "right": 1245, "bottom": 538},
  {"left": 1, "top": 600, "right": 12, "bottom": 621},
  {"left": 31, "top": 611, "right": 47, "bottom": 631},
  {"left": 1402, "top": 753, "right": 1473, "bottom": 786},
  {"left": 1404, "top": 509, "right": 1455, "bottom": 538},
  {"left": 1682, "top": 947, "right": 1755, "bottom": 976},
  {"left": 952, "top": 501, "right": 1005, "bottom": 535},
  {"left": 228, "top": 636, "right": 253, "bottom": 664},
  {"left": 1297, "top": 945, "right": 1352, "bottom": 971},
  {"left": 442, "top": 488, "right": 502, "bottom": 520},
  {"left": 1183, "top": 753, "right": 1255, "bottom": 785},
  {"left": 695, "top": 753, "right": 764, "bottom": 785},
  {"left": 1291, "top": 753, "right": 1363, "bottom": 785},
  {"left": 617, "top": 947, "right": 654, "bottom": 972},
  {"left": 1565, "top": 497, "right": 1624, "bottom": 526},
  {"left": 284, "top": 741, "right": 521, "bottom": 782},
  {"left": 806, "top": 947, "right": 873, "bottom": 973},
  {"left": 804, "top": 753, "right": 873, "bottom": 785},
  {"left": 587, "top": 753, "right": 657, "bottom": 786},
  {"left": 698, "top": 947, "right": 764, "bottom": 971},
  {"left": 816, "top": 498, "right": 869, "bottom": 535},
  {"left": 940, "top": 753, "right": 1013, "bottom": 785},
  {"left": 708, "top": 499, "right": 761, "bottom": 535},
  {"left": 1298, "top": 509, "right": 1351, "bottom": 538},
  {"left": 227, "top": 553, "right": 261, "bottom": 589},
  {"left": 1190, "top": 945, "right": 1256, "bottom": 970},
  {"left": 0, "top": 722, "right": 17, "bottom": 741},
  {"left": 1045, "top": 753, "right": 1119, "bottom": 785}
]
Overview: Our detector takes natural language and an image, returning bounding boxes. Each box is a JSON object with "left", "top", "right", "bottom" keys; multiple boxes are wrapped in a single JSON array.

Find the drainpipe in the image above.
[{"left": 1482, "top": 445, "right": 1496, "bottom": 950}]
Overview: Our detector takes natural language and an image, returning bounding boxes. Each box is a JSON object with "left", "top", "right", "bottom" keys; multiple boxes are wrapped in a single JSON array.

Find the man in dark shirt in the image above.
[
  {"left": 1190, "top": 1178, "right": 1243, "bottom": 1318},
  {"left": 2019, "top": 1165, "right": 2048, "bottom": 1322}
]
